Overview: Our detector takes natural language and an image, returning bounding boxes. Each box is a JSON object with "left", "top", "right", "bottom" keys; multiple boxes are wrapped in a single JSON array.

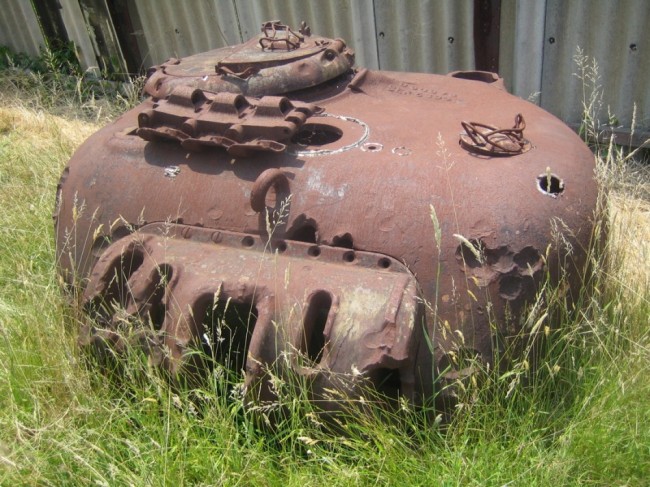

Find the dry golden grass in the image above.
[
  {"left": 0, "top": 105, "right": 99, "bottom": 149},
  {"left": 609, "top": 194, "right": 650, "bottom": 299}
]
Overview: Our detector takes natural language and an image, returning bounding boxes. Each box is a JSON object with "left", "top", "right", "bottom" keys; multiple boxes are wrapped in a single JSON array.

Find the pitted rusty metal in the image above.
[
  {"left": 144, "top": 21, "right": 354, "bottom": 98},
  {"left": 57, "top": 21, "right": 599, "bottom": 416}
]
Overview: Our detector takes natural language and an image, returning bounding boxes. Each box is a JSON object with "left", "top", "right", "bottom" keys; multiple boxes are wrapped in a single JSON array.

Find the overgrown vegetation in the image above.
[
  {"left": 0, "top": 50, "right": 648, "bottom": 485},
  {"left": 0, "top": 45, "right": 142, "bottom": 123}
]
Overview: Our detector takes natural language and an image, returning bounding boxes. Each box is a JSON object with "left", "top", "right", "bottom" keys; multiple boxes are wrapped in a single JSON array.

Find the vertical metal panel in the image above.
[
  {"left": 131, "top": 0, "right": 241, "bottom": 67},
  {"left": 0, "top": 0, "right": 44, "bottom": 56},
  {"left": 107, "top": 0, "right": 146, "bottom": 74},
  {"left": 499, "top": 0, "right": 546, "bottom": 100},
  {"left": 373, "top": 0, "right": 475, "bottom": 73},
  {"left": 58, "top": 0, "right": 102, "bottom": 71},
  {"left": 233, "top": 0, "right": 379, "bottom": 69},
  {"left": 31, "top": 1, "right": 70, "bottom": 46},
  {"left": 75, "top": 0, "right": 130, "bottom": 78},
  {"left": 473, "top": 0, "right": 502, "bottom": 72},
  {"left": 541, "top": 0, "right": 650, "bottom": 131}
]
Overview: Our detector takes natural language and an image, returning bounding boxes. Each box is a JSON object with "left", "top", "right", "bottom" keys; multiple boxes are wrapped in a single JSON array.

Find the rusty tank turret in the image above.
[{"left": 55, "top": 21, "right": 599, "bottom": 414}]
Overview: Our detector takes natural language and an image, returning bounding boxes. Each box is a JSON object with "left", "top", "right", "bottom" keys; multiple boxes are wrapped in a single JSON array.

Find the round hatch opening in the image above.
[{"left": 292, "top": 124, "right": 343, "bottom": 146}]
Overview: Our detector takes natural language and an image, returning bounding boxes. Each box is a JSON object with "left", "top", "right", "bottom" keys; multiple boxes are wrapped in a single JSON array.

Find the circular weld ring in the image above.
[{"left": 250, "top": 168, "right": 290, "bottom": 212}]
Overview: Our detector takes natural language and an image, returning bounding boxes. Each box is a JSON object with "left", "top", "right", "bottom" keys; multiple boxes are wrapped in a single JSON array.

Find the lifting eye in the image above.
[{"left": 250, "top": 169, "right": 290, "bottom": 213}]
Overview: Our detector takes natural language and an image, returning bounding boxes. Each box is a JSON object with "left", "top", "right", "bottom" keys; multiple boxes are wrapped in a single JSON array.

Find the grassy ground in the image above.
[{"left": 0, "top": 67, "right": 648, "bottom": 486}]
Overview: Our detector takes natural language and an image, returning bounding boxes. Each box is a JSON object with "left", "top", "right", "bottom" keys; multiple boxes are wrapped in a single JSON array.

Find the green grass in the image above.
[{"left": 0, "top": 66, "right": 648, "bottom": 486}]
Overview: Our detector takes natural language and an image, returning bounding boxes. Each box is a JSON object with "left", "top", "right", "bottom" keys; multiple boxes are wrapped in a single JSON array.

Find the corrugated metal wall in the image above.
[
  {"left": 500, "top": 0, "right": 650, "bottom": 133},
  {"left": 2, "top": 0, "right": 648, "bottom": 134},
  {"left": 132, "top": 0, "right": 241, "bottom": 69},
  {"left": 233, "top": 0, "right": 380, "bottom": 69},
  {"left": 540, "top": 0, "right": 650, "bottom": 132},
  {"left": 0, "top": 0, "right": 44, "bottom": 57},
  {"left": 374, "top": 0, "right": 475, "bottom": 73},
  {"left": 58, "top": 0, "right": 99, "bottom": 71},
  {"left": 499, "top": 0, "right": 546, "bottom": 101}
]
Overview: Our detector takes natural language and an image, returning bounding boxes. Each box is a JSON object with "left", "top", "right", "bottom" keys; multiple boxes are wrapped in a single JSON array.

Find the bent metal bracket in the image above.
[{"left": 55, "top": 21, "right": 598, "bottom": 417}]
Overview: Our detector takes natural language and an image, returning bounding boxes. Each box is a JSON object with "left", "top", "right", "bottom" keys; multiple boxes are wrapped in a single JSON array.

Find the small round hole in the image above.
[
  {"left": 308, "top": 246, "right": 321, "bottom": 257},
  {"left": 378, "top": 257, "right": 391, "bottom": 269},
  {"left": 342, "top": 251, "right": 356, "bottom": 263},
  {"left": 242, "top": 236, "right": 255, "bottom": 247},
  {"left": 537, "top": 173, "right": 564, "bottom": 197},
  {"left": 190, "top": 89, "right": 207, "bottom": 106},
  {"left": 275, "top": 240, "right": 287, "bottom": 253},
  {"left": 279, "top": 98, "right": 292, "bottom": 116},
  {"left": 361, "top": 142, "right": 383, "bottom": 152},
  {"left": 234, "top": 95, "right": 248, "bottom": 113}
]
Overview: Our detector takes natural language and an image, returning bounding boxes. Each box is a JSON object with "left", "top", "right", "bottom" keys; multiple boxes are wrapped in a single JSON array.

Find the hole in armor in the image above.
[
  {"left": 455, "top": 239, "right": 484, "bottom": 268},
  {"left": 288, "top": 222, "right": 318, "bottom": 243},
  {"left": 368, "top": 368, "right": 401, "bottom": 399},
  {"left": 148, "top": 264, "right": 173, "bottom": 330},
  {"left": 202, "top": 299, "right": 258, "bottom": 375},
  {"left": 332, "top": 233, "right": 354, "bottom": 249},
  {"left": 537, "top": 173, "right": 564, "bottom": 196},
  {"left": 302, "top": 291, "right": 332, "bottom": 363},
  {"left": 103, "top": 246, "right": 145, "bottom": 308}
]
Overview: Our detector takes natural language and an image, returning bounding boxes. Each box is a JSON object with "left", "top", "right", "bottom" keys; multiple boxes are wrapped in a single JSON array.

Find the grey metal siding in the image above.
[
  {"left": 233, "top": 0, "right": 379, "bottom": 69},
  {"left": 540, "top": 0, "right": 650, "bottom": 131},
  {"left": 0, "top": 0, "right": 44, "bottom": 57},
  {"left": 374, "top": 0, "right": 475, "bottom": 73},
  {"left": 1, "top": 0, "right": 648, "bottom": 135},
  {"left": 131, "top": 0, "right": 242, "bottom": 67}
]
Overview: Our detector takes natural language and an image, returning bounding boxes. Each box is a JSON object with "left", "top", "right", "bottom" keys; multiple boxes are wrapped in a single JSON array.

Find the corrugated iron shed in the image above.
[
  {"left": 131, "top": 0, "right": 242, "bottom": 68},
  {"left": 233, "top": 0, "right": 379, "bottom": 69},
  {"left": 374, "top": 0, "right": 475, "bottom": 73},
  {"left": 540, "top": 0, "right": 650, "bottom": 132},
  {"left": 0, "top": 0, "right": 648, "bottom": 137},
  {"left": 58, "top": 0, "right": 103, "bottom": 72},
  {"left": 0, "top": 0, "right": 44, "bottom": 57}
]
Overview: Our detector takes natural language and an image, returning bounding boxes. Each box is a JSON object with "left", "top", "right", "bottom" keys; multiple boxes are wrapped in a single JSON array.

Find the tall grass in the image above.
[{"left": 0, "top": 61, "right": 648, "bottom": 485}]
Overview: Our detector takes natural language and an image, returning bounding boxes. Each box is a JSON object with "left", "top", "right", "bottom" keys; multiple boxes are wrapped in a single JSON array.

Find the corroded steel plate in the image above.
[{"left": 56, "top": 21, "right": 599, "bottom": 415}]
